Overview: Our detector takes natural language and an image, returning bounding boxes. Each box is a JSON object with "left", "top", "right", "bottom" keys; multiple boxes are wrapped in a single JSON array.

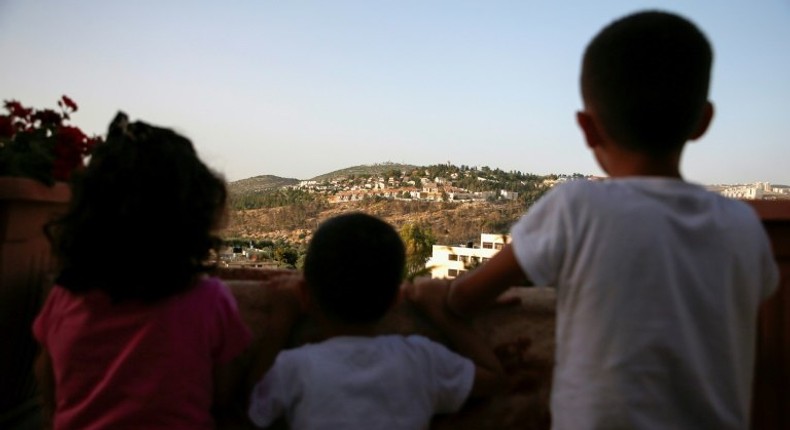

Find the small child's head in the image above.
[
  {"left": 49, "top": 112, "right": 228, "bottom": 301},
  {"left": 579, "top": 10, "right": 713, "bottom": 157},
  {"left": 303, "top": 212, "right": 406, "bottom": 325}
]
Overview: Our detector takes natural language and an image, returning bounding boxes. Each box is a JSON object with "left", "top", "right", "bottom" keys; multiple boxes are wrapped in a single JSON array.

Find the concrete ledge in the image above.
[
  {"left": 218, "top": 198, "right": 790, "bottom": 429},
  {"left": 746, "top": 200, "right": 790, "bottom": 430},
  {"left": 219, "top": 267, "right": 556, "bottom": 429}
]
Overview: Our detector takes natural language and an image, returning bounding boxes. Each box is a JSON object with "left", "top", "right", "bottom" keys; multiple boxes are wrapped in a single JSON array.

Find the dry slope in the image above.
[{"left": 225, "top": 199, "right": 527, "bottom": 246}]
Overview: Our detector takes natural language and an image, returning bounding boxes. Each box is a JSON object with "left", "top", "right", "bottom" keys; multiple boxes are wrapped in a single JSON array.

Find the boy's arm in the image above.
[
  {"left": 448, "top": 244, "right": 528, "bottom": 318},
  {"left": 405, "top": 279, "right": 505, "bottom": 398}
]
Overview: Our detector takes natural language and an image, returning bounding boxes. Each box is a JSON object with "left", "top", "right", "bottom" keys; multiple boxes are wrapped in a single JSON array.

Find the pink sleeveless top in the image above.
[{"left": 33, "top": 277, "right": 251, "bottom": 430}]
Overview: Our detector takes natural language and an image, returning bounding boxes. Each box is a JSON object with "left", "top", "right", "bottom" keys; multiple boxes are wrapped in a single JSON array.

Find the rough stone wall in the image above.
[
  {"left": 220, "top": 267, "right": 556, "bottom": 429},
  {"left": 747, "top": 200, "right": 790, "bottom": 430}
]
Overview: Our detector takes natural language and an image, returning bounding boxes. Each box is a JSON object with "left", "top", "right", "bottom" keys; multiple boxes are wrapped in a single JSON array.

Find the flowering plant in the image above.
[{"left": 0, "top": 95, "right": 102, "bottom": 185}]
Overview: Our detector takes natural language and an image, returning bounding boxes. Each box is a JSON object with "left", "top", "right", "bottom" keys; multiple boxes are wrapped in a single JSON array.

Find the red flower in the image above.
[
  {"left": 60, "top": 95, "right": 78, "bottom": 112},
  {"left": 57, "top": 125, "right": 87, "bottom": 146},
  {"left": 53, "top": 126, "right": 88, "bottom": 181},
  {"left": 4, "top": 100, "right": 32, "bottom": 120},
  {"left": 1, "top": 97, "right": 101, "bottom": 185},
  {"left": 33, "top": 109, "right": 63, "bottom": 126}
]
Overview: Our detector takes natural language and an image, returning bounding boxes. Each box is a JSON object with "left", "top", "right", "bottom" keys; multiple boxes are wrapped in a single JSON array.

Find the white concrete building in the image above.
[
  {"left": 720, "top": 182, "right": 772, "bottom": 200},
  {"left": 500, "top": 190, "right": 519, "bottom": 200},
  {"left": 426, "top": 233, "right": 511, "bottom": 279}
]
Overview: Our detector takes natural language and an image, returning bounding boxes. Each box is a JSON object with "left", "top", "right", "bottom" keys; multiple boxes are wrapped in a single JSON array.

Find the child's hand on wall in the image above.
[
  {"left": 405, "top": 277, "right": 506, "bottom": 398},
  {"left": 403, "top": 277, "right": 454, "bottom": 324}
]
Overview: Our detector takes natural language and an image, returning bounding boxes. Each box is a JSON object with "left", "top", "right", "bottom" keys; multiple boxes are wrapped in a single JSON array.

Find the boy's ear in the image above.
[
  {"left": 576, "top": 110, "right": 605, "bottom": 149},
  {"left": 689, "top": 101, "right": 714, "bottom": 141}
]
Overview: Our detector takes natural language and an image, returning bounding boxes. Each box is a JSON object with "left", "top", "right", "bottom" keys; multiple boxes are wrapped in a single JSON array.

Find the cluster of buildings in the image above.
[
  {"left": 294, "top": 171, "right": 790, "bottom": 204},
  {"left": 329, "top": 187, "right": 519, "bottom": 203},
  {"left": 226, "top": 174, "right": 790, "bottom": 277},
  {"left": 714, "top": 182, "right": 790, "bottom": 200},
  {"left": 294, "top": 171, "right": 527, "bottom": 203}
]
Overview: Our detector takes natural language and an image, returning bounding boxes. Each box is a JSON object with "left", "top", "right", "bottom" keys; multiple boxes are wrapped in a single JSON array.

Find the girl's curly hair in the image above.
[{"left": 47, "top": 112, "right": 228, "bottom": 301}]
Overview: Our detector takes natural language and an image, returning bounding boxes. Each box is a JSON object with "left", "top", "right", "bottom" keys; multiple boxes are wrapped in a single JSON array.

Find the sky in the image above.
[{"left": 1, "top": 1, "right": 789, "bottom": 185}]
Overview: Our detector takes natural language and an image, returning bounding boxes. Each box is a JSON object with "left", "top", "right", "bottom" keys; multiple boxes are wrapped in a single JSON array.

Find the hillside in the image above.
[
  {"left": 227, "top": 163, "right": 420, "bottom": 194},
  {"left": 225, "top": 162, "right": 554, "bottom": 246},
  {"left": 225, "top": 198, "right": 526, "bottom": 247},
  {"left": 309, "top": 162, "right": 418, "bottom": 182},
  {"left": 223, "top": 164, "right": 789, "bottom": 270},
  {"left": 228, "top": 175, "right": 300, "bottom": 194}
]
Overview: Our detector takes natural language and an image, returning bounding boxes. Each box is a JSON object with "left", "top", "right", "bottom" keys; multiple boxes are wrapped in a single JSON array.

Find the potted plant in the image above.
[
  {"left": 0, "top": 96, "right": 100, "bottom": 428},
  {"left": 0, "top": 95, "right": 100, "bottom": 184}
]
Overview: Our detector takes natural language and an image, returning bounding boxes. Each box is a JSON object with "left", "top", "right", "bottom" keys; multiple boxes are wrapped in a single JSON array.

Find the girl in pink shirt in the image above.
[{"left": 33, "top": 113, "right": 251, "bottom": 429}]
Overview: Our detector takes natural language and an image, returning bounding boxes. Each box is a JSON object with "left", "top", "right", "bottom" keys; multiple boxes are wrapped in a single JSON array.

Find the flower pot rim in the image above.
[{"left": 0, "top": 177, "right": 71, "bottom": 203}]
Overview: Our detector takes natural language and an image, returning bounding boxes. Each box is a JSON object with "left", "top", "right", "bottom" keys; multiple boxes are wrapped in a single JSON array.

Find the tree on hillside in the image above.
[
  {"left": 384, "top": 168, "right": 402, "bottom": 179},
  {"left": 273, "top": 243, "right": 300, "bottom": 268},
  {"left": 229, "top": 188, "right": 325, "bottom": 211},
  {"left": 399, "top": 223, "right": 436, "bottom": 280}
]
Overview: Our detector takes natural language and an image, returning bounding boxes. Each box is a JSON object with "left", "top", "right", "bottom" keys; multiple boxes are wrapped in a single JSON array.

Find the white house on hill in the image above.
[{"left": 426, "top": 233, "right": 511, "bottom": 279}]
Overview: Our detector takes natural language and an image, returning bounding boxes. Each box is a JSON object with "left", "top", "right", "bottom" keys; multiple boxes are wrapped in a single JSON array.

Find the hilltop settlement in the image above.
[{"left": 222, "top": 163, "right": 789, "bottom": 272}]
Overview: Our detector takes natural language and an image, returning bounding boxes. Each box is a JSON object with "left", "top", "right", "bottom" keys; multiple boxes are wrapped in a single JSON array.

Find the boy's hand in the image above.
[
  {"left": 405, "top": 277, "right": 506, "bottom": 398},
  {"left": 403, "top": 277, "right": 453, "bottom": 323}
]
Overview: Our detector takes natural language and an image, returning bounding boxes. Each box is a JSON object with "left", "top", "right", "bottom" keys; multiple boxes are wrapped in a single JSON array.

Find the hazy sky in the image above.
[{"left": 1, "top": 1, "right": 788, "bottom": 184}]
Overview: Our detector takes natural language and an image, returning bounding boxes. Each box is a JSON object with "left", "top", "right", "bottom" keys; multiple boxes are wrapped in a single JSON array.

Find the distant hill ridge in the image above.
[
  {"left": 228, "top": 175, "right": 300, "bottom": 194},
  {"left": 309, "top": 162, "right": 418, "bottom": 181},
  {"left": 228, "top": 164, "right": 790, "bottom": 196},
  {"left": 224, "top": 164, "right": 790, "bottom": 245},
  {"left": 228, "top": 163, "right": 418, "bottom": 194}
]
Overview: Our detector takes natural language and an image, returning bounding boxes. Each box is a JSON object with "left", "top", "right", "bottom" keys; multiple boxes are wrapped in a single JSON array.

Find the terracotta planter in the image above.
[{"left": 0, "top": 178, "right": 69, "bottom": 425}]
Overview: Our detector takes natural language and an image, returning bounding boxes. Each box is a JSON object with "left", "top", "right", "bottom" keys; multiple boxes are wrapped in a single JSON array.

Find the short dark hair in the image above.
[
  {"left": 303, "top": 212, "right": 405, "bottom": 324},
  {"left": 47, "top": 112, "right": 228, "bottom": 302},
  {"left": 581, "top": 10, "right": 713, "bottom": 154}
]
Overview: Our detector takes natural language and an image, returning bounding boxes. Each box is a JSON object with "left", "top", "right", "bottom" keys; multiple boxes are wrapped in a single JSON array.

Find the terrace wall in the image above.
[{"left": 221, "top": 200, "right": 790, "bottom": 429}]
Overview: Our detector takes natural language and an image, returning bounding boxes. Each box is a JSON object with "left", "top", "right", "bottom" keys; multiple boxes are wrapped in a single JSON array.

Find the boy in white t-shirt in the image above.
[
  {"left": 426, "top": 10, "right": 779, "bottom": 430},
  {"left": 248, "top": 212, "right": 503, "bottom": 429}
]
